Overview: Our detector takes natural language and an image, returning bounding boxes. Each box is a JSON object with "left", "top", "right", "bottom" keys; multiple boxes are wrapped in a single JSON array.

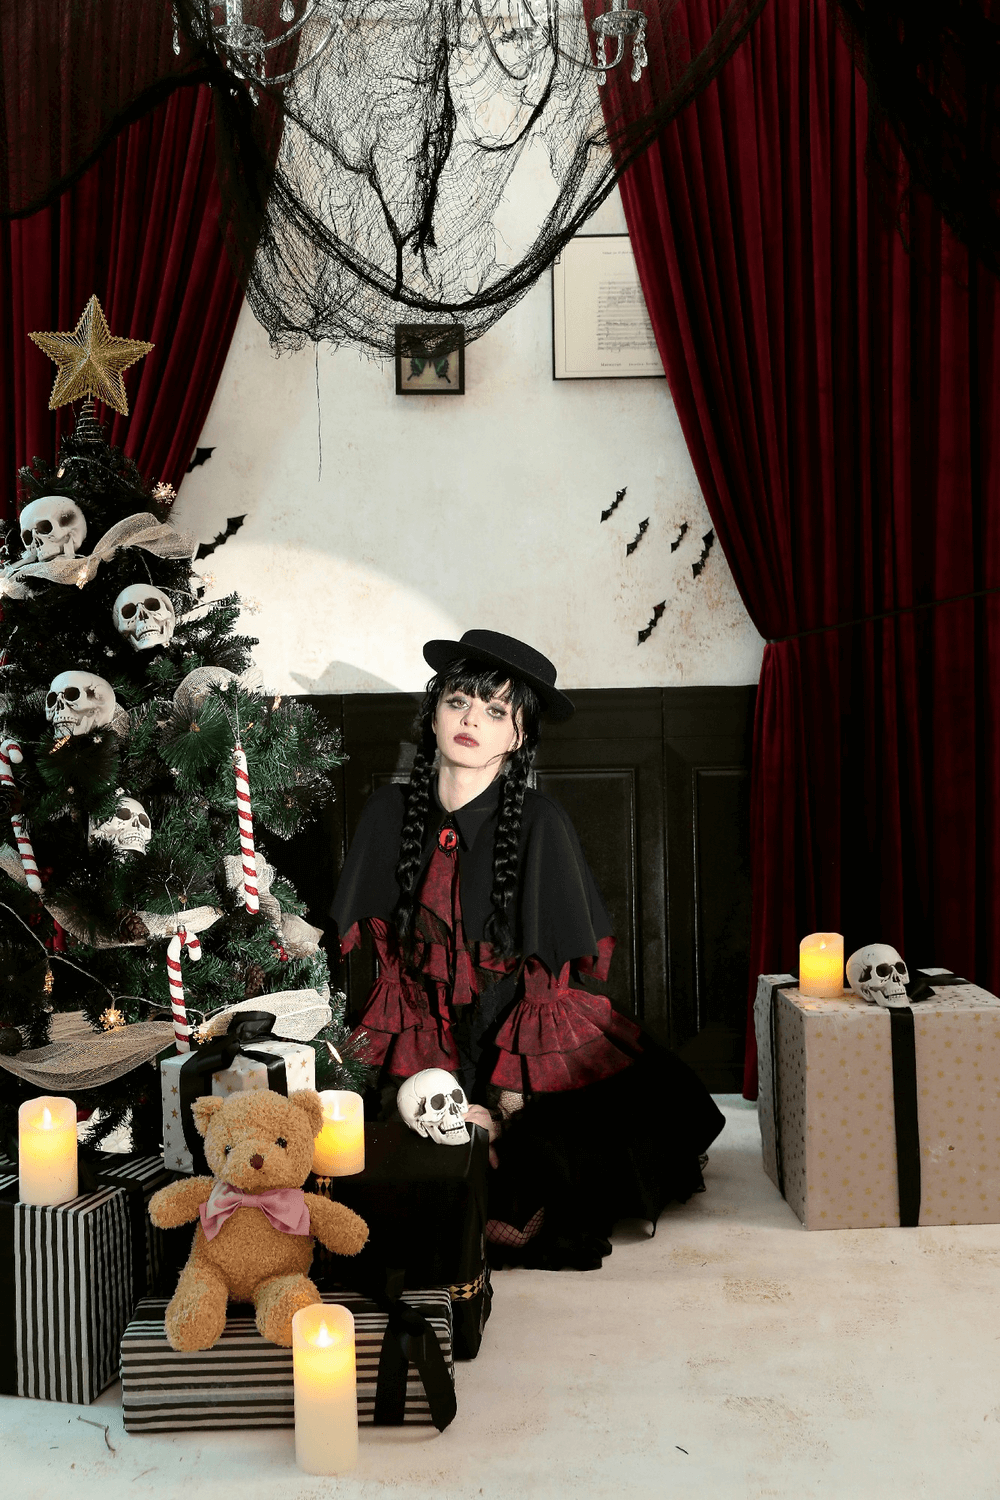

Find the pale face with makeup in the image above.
[{"left": 433, "top": 686, "right": 523, "bottom": 777}]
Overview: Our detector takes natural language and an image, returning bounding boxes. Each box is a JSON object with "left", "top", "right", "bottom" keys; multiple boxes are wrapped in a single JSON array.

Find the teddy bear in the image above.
[{"left": 148, "top": 1087, "right": 369, "bottom": 1352}]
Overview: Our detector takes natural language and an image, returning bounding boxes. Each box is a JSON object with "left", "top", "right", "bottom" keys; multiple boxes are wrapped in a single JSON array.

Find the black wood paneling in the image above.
[{"left": 271, "top": 686, "right": 755, "bottom": 1091}]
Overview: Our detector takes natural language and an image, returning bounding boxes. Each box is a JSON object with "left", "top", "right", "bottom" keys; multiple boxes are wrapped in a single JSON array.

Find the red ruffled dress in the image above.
[{"left": 339, "top": 825, "right": 643, "bottom": 1095}]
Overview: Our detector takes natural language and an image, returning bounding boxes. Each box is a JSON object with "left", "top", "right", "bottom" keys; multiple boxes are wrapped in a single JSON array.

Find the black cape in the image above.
[{"left": 329, "top": 777, "right": 613, "bottom": 975}]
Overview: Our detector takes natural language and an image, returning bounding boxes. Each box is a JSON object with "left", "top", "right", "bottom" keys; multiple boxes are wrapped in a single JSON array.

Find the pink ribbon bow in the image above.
[{"left": 199, "top": 1180, "right": 312, "bottom": 1241}]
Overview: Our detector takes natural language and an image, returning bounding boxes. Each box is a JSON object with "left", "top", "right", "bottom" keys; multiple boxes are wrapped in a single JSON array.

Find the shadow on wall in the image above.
[{"left": 290, "top": 662, "right": 405, "bottom": 694}]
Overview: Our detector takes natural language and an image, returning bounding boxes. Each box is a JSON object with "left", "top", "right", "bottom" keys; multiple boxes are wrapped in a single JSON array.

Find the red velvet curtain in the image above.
[
  {"left": 606, "top": 0, "right": 1000, "bottom": 1093},
  {"left": 0, "top": 84, "right": 243, "bottom": 520}
]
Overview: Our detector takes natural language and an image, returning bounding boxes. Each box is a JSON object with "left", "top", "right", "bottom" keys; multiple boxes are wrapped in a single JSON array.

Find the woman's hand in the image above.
[{"left": 463, "top": 1103, "right": 500, "bottom": 1167}]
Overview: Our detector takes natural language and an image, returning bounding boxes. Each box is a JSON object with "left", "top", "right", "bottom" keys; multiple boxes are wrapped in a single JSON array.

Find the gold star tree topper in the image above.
[{"left": 29, "top": 294, "right": 154, "bottom": 416}]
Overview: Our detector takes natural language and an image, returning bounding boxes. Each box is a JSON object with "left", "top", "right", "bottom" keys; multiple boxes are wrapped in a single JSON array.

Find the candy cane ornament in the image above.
[
  {"left": 232, "top": 743, "right": 259, "bottom": 914},
  {"left": 166, "top": 928, "right": 202, "bottom": 1053},
  {"left": 0, "top": 737, "right": 42, "bottom": 892}
]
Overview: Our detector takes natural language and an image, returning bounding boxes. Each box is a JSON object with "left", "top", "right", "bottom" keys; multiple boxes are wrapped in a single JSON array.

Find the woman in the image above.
[{"left": 331, "top": 630, "right": 724, "bottom": 1269}]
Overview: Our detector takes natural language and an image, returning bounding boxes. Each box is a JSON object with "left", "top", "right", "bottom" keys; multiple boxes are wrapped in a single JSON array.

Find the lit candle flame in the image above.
[
  {"left": 314, "top": 1321, "right": 334, "bottom": 1347},
  {"left": 40, "top": 1107, "right": 53, "bottom": 1129}
]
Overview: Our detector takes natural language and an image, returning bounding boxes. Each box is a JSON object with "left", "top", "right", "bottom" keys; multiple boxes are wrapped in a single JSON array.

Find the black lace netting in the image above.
[
  {"left": 1, "top": 2, "right": 997, "bottom": 360},
  {"left": 202, "top": 0, "right": 769, "bottom": 356}
]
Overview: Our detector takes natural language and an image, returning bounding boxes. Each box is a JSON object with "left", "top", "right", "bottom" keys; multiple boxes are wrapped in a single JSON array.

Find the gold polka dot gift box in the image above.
[{"left": 754, "top": 970, "right": 1000, "bottom": 1229}]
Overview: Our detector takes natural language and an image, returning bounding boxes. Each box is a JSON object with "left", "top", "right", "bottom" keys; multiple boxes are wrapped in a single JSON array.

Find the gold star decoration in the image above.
[{"left": 29, "top": 295, "right": 154, "bottom": 415}]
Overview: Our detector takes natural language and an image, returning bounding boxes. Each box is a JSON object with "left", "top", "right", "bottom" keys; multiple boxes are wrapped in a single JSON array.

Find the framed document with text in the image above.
[{"left": 551, "top": 234, "right": 663, "bottom": 380}]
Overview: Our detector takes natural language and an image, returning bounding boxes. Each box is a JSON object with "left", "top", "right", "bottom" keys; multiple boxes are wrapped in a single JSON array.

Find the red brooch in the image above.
[{"left": 438, "top": 826, "right": 459, "bottom": 852}]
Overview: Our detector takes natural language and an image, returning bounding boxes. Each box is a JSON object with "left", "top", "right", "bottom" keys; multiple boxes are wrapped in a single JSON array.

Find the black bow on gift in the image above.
[
  {"left": 372, "top": 1270, "right": 457, "bottom": 1432},
  {"left": 905, "top": 971, "right": 969, "bottom": 1003},
  {"left": 177, "top": 1011, "right": 289, "bottom": 1175}
]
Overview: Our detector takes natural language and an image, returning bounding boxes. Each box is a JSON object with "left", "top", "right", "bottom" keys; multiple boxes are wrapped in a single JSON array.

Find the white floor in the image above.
[{"left": 8, "top": 1096, "right": 1000, "bottom": 1500}]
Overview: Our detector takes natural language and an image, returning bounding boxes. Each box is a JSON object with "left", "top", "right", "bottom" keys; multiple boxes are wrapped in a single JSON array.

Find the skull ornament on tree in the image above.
[
  {"left": 113, "top": 584, "right": 176, "bottom": 650},
  {"left": 91, "top": 795, "right": 152, "bottom": 854},
  {"left": 846, "top": 944, "right": 910, "bottom": 1008},
  {"left": 397, "top": 1069, "right": 470, "bottom": 1146},
  {"left": 18, "top": 496, "right": 87, "bottom": 562},
  {"left": 45, "top": 670, "right": 117, "bottom": 736}
]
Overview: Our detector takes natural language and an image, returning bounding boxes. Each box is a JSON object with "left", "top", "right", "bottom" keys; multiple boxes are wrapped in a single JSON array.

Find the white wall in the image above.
[{"left": 175, "top": 192, "right": 764, "bottom": 696}]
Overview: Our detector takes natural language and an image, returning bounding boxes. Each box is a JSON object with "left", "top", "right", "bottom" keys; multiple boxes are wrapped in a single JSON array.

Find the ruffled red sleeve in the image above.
[
  {"left": 575, "top": 934, "right": 615, "bottom": 983},
  {"left": 490, "top": 955, "right": 641, "bottom": 1093},
  {"left": 337, "top": 921, "right": 362, "bottom": 956},
  {"left": 345, "top": 917, "right": 461, "bottom": 1075}
]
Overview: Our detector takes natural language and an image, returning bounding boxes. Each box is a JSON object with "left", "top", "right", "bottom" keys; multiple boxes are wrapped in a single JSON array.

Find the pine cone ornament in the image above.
[
  {"left": 117, "top": 909, "right": 149, "bottom": 943},
  {"left": 242, "top": 962, "right": 266, "bottom": 998}
]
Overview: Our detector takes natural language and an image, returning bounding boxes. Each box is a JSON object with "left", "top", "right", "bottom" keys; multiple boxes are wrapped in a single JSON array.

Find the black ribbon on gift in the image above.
[
  {"left": 766, "top": 977, "right": 799, "bottom": 1201},
  {"left": 177, "top": 1012, "right": 289, "bottom": 1176},
  {"left": 372, "top": 1269, "right": 457, "bottom": 1432},
  {"left": 906, "top": 971, "right": 969, "bottom": 1003},
  {"left": 887, "top": 1009, "right": 921, "bottom": 1227}
]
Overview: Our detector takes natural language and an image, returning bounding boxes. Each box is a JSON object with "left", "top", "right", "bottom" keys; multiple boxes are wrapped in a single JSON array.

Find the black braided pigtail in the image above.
[
  {"left": 392, "top": 698, "right": 438, "bottom": 946},
  {"left": 483, "top": 739, "right": 534, "bottom": 957}
]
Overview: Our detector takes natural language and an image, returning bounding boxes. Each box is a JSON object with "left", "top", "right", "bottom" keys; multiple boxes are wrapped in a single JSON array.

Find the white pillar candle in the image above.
[
  {"left": 312, "top": 1091, "right": 365, "bottom": 1177},
  {"left": 293, "top": 1302, "right": 358, "bottom": 1475},
  {"left": 799, "top": 932, "right": 845, "bottom": 998},
  {"left": 18, "top": 1095, "right": 78, "bottom": 1206}
]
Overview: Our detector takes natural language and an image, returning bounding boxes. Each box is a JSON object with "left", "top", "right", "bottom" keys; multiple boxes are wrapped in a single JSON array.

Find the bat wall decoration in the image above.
[
  {"left": 670, "top": 522, "right": 689, "bottom": 553},
  {"left": 195, "top": 515, "right": 247, "bottom": 560},
  {"left": 637, "top": 601, "right": 666, "bottom": 645},
  {"left": 626, "top": 518, "right": 650, "bottom": 557},
  {"left": 692, "top": 529, "right": 715, "bottom": 578},
  {"left": 601, "top": 486, "right": 627, "bottom": 523},
  {"left": 186, "top": 446, "right": 216, "bottom": 472}
]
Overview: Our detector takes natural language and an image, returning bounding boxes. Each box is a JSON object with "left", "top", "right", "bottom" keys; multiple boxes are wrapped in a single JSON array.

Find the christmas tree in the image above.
[{"left": 0, "top": 297, "right": 359, "bottom": 1151}]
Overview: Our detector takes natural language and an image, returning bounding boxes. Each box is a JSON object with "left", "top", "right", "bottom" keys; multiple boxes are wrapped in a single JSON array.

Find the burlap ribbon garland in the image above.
[{"left": 0, "top": 513, "right": 194, "bottom": 598}]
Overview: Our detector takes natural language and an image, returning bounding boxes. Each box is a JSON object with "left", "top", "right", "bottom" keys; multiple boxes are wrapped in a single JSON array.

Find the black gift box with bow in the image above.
[{"left": 311, "top": 1120, "right": 491, "bottom": 1361}]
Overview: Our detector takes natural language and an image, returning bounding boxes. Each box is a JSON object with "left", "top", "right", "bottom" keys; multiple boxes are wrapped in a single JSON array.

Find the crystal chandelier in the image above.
[
  {"left": 467, "top": 1, "right": 650, "bottom": 88},
  {"left": 175, "top": 2, "right": 649, "bottom": 91},
  {"left": 173, "top": 2, "right": 339, "bottom": 87}
]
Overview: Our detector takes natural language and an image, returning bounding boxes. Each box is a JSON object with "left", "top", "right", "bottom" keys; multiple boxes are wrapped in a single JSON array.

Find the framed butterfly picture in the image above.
[{"left": 394, "top": 324, "right": 465, "bottom": 395}]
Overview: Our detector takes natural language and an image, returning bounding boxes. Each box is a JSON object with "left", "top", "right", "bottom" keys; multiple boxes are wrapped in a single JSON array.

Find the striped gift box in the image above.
[
  {"left": 120, "top": 1290, "right": 454, "bottom": 1433},
  {"left": 0, "top": 1154, "right": 177, "bottom": 1403},
  {"left": 0, "top": 1184, "right": 137, "bottom": 1403},
  {"left": 92, "top": 1153, "right": 175, "bottom": 1292}
]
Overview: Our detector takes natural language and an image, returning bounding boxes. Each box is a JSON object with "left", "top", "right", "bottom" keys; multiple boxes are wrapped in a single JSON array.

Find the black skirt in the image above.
[{"left": 485, "top": 1038, "right": 726, "bottom": 1271}]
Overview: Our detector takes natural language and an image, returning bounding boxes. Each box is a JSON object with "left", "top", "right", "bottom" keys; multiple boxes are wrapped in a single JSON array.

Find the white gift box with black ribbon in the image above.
[{"left": 160, "top": 1036, "right": 315, "bottom": 1175}]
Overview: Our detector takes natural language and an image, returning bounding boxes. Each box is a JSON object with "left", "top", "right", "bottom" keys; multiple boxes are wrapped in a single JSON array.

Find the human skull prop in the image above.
[
  {"left": 91, "top": 795, "right": 152, "bottom": 854},
  {"left": 846, "top": 944, "right": 910, "bottom": 1008},
  {"left": 18, "top": 496, "right": 87, "bottom": 563},
  {"left": 397, "top": 1069, "right": 470, "bottom": 1146},
  {"left": 113, "top": 584, "right": 176, "bottom": 650},
  {"left": 45, "top": 670, "right": 117, "bottom": 737}
]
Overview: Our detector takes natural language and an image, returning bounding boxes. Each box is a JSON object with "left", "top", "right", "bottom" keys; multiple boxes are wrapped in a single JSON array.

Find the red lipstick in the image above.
[{"left": 454, "top": 734, "right": 478, "bottom": 747}]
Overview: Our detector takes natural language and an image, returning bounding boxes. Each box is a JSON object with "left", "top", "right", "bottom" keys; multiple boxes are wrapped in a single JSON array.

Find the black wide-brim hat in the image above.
[{"left": 423, "top": 629, "right": 575, "bottom": 721}]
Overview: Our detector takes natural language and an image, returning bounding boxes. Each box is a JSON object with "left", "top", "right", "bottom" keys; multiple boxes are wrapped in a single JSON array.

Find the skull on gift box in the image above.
[
  {"left": 397, "top": 1069, "right": 470, "bottom": 1146},
  {"left": 113, "top": 584, "right": 176, "bottom": 650},
  {"left": 45, "top": 670, "right": 117, "bottom": 736},
  {"left": 846, "top": 943, "right": 910, "bottom": 1008},
  {"left": 18, "top": 496, "right": 87, "bottom": 563},
  {"left": 90, "top": 794, "right": 152, "bottom": 854}
]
